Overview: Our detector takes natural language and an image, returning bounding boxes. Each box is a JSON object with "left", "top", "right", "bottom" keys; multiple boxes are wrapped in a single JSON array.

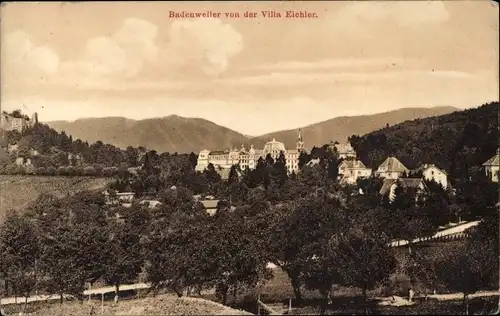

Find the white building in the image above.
[
  {"left": 483, "top": 150, "right": 500, "bottom": 182},
  {"left": 414, "top": 164, "right": 448, "bottom": 189},
  {"left": 374, "top": 156, "right": 409, "bottom": 179},
  {"left": 338, "top": 159, "right": 372, "bottom": 184},
  {"left": 328, "top": 141, "right": 357, "bottom": 159},
  {"left": 196, "top": 130, "right": 304, "bottom": 174}
]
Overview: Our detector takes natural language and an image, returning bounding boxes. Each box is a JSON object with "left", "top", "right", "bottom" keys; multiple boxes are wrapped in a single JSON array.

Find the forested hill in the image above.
[{"left": 349, "top": 102, "right": 499, "bottom": 180}]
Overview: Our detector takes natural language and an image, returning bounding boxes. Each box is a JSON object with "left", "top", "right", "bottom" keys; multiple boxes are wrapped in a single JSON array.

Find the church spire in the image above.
[{"left": 296, "top": 128, "right": 304, "bottom": 152}]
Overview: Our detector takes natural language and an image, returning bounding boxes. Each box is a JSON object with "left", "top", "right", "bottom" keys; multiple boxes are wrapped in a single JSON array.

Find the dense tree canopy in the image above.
[
  {"left": 0, "top": 103, "right": 498, "bottom": 314},
  {"left": 349, "top": 102, "right": 499, "bottom": 181}
]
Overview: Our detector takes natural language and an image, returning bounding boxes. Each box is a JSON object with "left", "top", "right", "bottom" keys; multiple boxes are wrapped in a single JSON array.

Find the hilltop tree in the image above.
[{"left": 125, "top": 146, "right": 139, "bottom": 167}]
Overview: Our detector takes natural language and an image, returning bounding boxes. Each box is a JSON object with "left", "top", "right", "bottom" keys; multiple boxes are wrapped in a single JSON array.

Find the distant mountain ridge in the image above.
[
  {"left": 248, "top": 106, "right": 460, "bottom": 150},
  {"left": 46, "top": 106, "right": 460, "bottom": 153}
]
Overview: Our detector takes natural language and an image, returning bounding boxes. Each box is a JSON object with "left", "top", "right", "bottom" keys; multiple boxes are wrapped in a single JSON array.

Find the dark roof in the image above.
[
  {"left": 340, "top": 159, "right": 369, "bottom": 169},
  {"left": 379, "top": 178, "right": 427, "bottom": 195},
  {"left": 209, "top": 150, "right": 229, "bottom": 155}
]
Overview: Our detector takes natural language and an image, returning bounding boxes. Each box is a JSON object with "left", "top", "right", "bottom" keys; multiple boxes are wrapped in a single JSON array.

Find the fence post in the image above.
[
  {"left": 257, "top": 295, "right": 261, "bottom": 315},
  {"left": 101, "top": 293, "right": 104, "bottom": 314},
  {"left": 289, "top": 298, "right": 292, "bottom": 312}
]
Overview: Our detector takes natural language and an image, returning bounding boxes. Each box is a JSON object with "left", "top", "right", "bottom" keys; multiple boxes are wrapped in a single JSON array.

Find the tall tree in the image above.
[
  {"left": 125, "top": 146, "right": 139, "bottom": 167},
  {"left": 269, "top": 192, "right": 345, "bottom": 303},
  {"left": 298, "top": 151, "right": 311, "bottom": 170},
  {"left": 103, "top": 205, "right": 150, "bottom": 303},
  {"left": 0, "top": 211, "right": 39, "bottom": 310},
  {"left": 204, "top": 163, "right": 221, "bottom": 187},
  {"left": 328, "top": 228, "right": 396, "bottom": 308},
  {"left": 227, "top": 165, "right": 240, "bottom": 185}
]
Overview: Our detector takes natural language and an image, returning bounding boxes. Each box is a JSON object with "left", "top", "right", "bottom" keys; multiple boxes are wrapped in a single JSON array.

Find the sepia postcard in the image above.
[{"left": 0, "top": 1, "right": 499, "bottom": 315}]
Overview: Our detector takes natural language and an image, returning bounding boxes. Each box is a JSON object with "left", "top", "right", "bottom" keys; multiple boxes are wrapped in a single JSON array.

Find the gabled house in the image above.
[
  {"left": 198, "top": 199, "right": 236, "bottom": 216},
  {"left": 482, "top": 150, "right": 500, "bottom": 182},
  {"left": 200, "top": 199, "right": 220, "bottom": 216},
  {"left": 338, "top": 159, "right": 372, "bottom": 184},
  {"left": 413, "top": 164, "right": 448, "bottom": 189},
  {"left": 328, "top": 142, "right": 357, "bottom": 159},
  {"left": 374, "top": 156, "right": 409, "bottom": 179},
  {"left": 379, "top": 178, "right": 428, "bottom": 202},
  {"left": 103, "top": 191, "right": 135, "bottom": 206}
]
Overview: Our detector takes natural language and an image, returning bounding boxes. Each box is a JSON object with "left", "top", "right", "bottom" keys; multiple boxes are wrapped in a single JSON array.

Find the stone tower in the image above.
[
  {"left": 296, "top": 128, "right": 304, "bottom": 152},
  {"left": 32, "top": 112, "right": 38, "bottom": 124}
]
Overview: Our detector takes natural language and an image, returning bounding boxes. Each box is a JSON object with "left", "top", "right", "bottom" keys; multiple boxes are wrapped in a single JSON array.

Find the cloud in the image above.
[
  {"left": 248, "top": 58, "right": 422, "bottom": 72},
  {"left": 220, "top": 70, "right": 483, "bottom": 87},
  {"left": 60, "top": 18, "right": 158, "bottom": 80},
  {"left": 164, "top": 19, "right": 244, "bottom": 76},
  {"left": 58, "top": 18, "right": 244, "bottom": 85},
  {"left": 333, "top": 1, "right": 449, "bottom": 31},
  {"left": 2, "top": 30, "right": 60, "bottom": 77}
]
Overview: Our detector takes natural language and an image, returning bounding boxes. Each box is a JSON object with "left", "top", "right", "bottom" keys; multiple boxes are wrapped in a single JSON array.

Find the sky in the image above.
[{"left": 1, "top": 1, "right": 498, "bottom": 136}]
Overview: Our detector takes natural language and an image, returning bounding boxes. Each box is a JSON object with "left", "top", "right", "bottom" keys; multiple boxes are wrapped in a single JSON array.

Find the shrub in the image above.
[
  {"left": 75, "top": 167, "right": 84, "bottom": 176},
  {"left": 102, "top": 166, "right": 119, "bottom": 177},
  {"left": 83, "top": 166, "right": 96, "bottom": 176},
  {"left": 57, "top": 166, "right": 68, "bottom": 176},
  {"left": 16, "top": 165, "right": 27, "bottom": 175},
  {"left": 46, "top": 166, "right": 57, "bottom": 176},
  {"left": 5, "top": 164, "right": 17, "bottom": 175},
  {"left": 93, "top": 164, "right": 104, "bottom": 176},
  {"left": 26, "top": 165, "right": 36, "bottom": 175},
  {"left": 66, "top": 166, "right": 76, "bottom": 176},
  {"left": 36, "top": 167, "right": 46, "bottom": 175}
]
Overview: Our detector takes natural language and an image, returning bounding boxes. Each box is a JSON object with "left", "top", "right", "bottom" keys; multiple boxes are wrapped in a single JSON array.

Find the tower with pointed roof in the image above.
[{"left": 296, "top": 129, "right": 304, "bottom": 152}]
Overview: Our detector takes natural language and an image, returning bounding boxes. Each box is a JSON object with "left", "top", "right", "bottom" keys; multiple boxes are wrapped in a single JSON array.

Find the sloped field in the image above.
[
  {"left": 0, "top": 175, "right": 112, "bottom": 223},
  {"left": 17, "top": 295, "right": 253, "bottom": 316}
]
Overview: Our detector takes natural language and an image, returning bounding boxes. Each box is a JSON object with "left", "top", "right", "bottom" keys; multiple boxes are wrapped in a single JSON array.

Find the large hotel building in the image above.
[{"left": 195, "top": 130, "right": 305, "bottom": 174}]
